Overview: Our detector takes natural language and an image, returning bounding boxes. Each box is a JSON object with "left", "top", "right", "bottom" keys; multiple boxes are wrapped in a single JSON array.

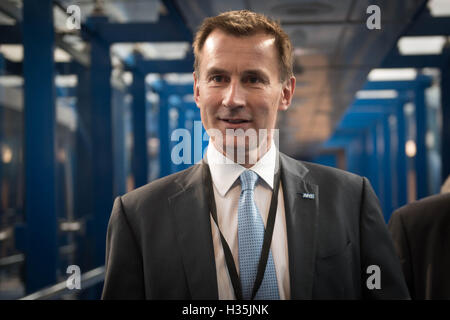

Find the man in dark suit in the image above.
[
  {"left": 102, "top": 10, "right": 409, "bottom": 300},
  {"left": 389, "top": 192, "right": 450, "bottom": 299}
]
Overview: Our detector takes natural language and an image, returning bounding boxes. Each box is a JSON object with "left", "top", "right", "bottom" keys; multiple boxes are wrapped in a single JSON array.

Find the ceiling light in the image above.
[
  {"left": 428, "top": 0, "right": 450, "bottom": 16},
  {"left": 405, "top": 140, "right": 416, "bottom": 158},
  {"left": 54, "top": 48, "right": 72, "bottom": 62},
  {"left": 398, "top": 36, "right": 448, "bottom": 55},
  {"left": 55, "top": 75, "right": 77, "bottom": 87},
  {"left": 294, "top": 48, "right": 319, "bottom": 56},
  {"left": 0, "top": 76, "right": 23, "bottom": 87},
  {"left": 122, "top": 72, "right": 133, "bottom": 86},
  {"left": 2, "top": 145, "right": 13, "bottom": 164},
  {"left": 356, "top": 90, "right": 398, "bottom": 99},
  {"left": 368, "top": 68, "right": 417, "bottom": 81},
  {"left": 0, "top": 45, "right": 23, "bottom": 62},
  {"left": 404, "top": 102, "right": 415, "bottom": 116}
]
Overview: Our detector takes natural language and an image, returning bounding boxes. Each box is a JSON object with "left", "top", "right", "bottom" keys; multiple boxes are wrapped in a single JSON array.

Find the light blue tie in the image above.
[{"left": 238, "top": 170, "right": 280, "bottom": 300}]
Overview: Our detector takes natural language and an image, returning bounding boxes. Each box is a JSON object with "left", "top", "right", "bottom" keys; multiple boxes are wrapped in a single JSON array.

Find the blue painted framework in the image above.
[
  {"left": 22, "top": 0, "right": 58, "bottom": 293},
  {"left": 152, "top": 81, "right": 194, "bottom": 177},
  {"left": 131, "top": 52, "right": 148, "bottom": 188},
  {"left": 86, "top": 15, "right": 114, "bottom": 268},
  {"left": 442, "top": 51, "right": 450, "bottom": 183},
  {"left": 320, "top": 77, "right": 434, "bottom": 221}
]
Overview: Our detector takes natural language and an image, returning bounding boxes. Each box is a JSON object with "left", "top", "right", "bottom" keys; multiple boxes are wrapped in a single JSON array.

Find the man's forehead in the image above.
[{"left": 202, "top": 29, "right": 276, "bottom": 53}]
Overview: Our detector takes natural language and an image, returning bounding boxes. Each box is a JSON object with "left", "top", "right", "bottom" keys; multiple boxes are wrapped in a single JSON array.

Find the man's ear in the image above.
[
  {"left": 193, "top": 71, "right": 200, "bottom": 107},
  {"left": 279, "top": 76, "right": 296, "bottom": 111}
]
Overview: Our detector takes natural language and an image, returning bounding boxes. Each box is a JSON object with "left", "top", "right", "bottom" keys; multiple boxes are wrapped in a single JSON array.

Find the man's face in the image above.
[{"left": 193, "top": 29, "right": 295, "bottom": 159}]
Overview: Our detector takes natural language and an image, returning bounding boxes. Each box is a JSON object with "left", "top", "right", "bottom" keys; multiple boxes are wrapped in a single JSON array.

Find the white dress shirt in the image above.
[{"left": 205, "top": 139, "right": 290, "bottom": 299}]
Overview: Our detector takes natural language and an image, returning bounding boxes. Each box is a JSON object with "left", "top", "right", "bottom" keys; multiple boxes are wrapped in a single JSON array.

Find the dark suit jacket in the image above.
[
  {"left": 388, "top": 193, "right": 450, "bottom": 299},
  {"left": 102, "top": 152, "right": 409, "bottom": 299}
]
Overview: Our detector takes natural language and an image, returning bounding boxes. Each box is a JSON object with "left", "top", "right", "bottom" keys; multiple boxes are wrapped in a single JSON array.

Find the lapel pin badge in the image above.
[{"left": 302, "top": 193, "right": 315, "bottom": 199}]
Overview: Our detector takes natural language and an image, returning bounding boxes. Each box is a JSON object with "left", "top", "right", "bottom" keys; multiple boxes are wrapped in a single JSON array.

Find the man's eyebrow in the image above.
[
  {"left": 205, "top": 68, "right": 229, "bottom": 76},
  {"left": 242, "top": 69, "right": 270, "bottom": 80}
]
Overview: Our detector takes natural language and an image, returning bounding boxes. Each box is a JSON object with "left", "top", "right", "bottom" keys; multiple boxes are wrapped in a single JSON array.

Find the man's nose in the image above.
[{"left": 222, "top": 80, "right": 245, "bottom": 108}]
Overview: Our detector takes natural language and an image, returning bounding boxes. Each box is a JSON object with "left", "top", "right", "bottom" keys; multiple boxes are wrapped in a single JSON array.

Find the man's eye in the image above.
[
  {"left": 245, "top": 76, "right": 262, "bottom": 84},
  {"left": 211, "top": 75, "right": 224, "bottom": 82}
]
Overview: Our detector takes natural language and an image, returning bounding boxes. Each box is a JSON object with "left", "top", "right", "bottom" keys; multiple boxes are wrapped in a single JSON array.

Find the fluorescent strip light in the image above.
[
  {"left": 0, "top": 45, "right": 23, "bottom": 62},
  {"left": 428, "top": 0, "right": 450, "bottom": 17},
  {"left": 398, "top": 36, "right": 447, "bottom": 55},
  {"left": 54, "top": 48, "right": 72, "bottom": 62},
  {"left": 368, "top": 68, "right": 417, "bottom": 81},
  {"left": 55, "top": 75, "right": 77, "bottom": 87},
  {"left": 356, "top": 90, "right": 398, "bottom": 99},
  {"left": 0, "top": 75, "right": 23, "bottom": 87}
]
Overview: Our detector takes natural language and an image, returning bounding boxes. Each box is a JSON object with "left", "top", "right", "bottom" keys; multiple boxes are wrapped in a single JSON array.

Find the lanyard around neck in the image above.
[{"left": 202, "top": 158, "right": 282, "bottom": 300}]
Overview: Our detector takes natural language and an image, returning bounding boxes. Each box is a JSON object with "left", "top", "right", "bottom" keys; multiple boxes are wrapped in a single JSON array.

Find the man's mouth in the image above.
[{"left": 220, "top": 118, "right": 251, "bottom": 124}]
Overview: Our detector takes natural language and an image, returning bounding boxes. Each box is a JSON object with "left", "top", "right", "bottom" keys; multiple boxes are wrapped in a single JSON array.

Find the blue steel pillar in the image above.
[
  {"left": 395, "top": 93, "right": 409, "bottom": 208},
  {"left": 0, "top": 53, "right": 4, "bottom": 208},
  {"left": 414, "top": 75, "right": 432, "bottom": 200},
  {"left": 74, "top": 62, "right": 94, "bottom": 270},
  {"left": 442, "top": 49, "right": 450, "bottom": 184},
  {"left": 131, "top": 53, "right": 148, "bottom": 188},
  {"left": 367, "top": 123, "right": 381, "bottom": 198},
  {"left": 382, "top": 114, "right": 393, "bottom": 221},
  {"left": 112, "top": 87, "right": 127, "bottom": 196},
  {"left": 22, "top": 0, "right": 58, "bottom": 293},
  {"left": 169, "top": 94, "right": 184, "bottom": 172},
  {"left": 86, "top": 15, "right": 114, "bottom": 267},
  {"left": 154, "top": 80, "right": 171, "bottom": 178}
]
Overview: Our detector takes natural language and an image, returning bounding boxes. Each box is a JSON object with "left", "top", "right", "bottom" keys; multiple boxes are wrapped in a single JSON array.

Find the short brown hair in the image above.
[{"left": 192, "top": 10, "right": 294, "bottom": 82}]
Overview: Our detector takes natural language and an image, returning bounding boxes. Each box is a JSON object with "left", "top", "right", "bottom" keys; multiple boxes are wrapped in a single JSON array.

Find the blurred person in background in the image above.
[{"left": 389, "top": 175, "right": 450, "bottom": 299}]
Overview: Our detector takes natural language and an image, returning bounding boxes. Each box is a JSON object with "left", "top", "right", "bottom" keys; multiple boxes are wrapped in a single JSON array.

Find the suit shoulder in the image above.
[
  {"left": 392, "top": 193, "right": 450, "bottom": 222},
  {"left": 300, "top": 160, "right": 363, "bottom": 187},
  {"left": 120, "top": 164, "right": 201, "bottom": 210}
]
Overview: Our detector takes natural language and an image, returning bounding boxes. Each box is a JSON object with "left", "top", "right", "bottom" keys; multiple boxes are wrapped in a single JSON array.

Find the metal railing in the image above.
[{"left": 19, "top": 266, "right": 105, "bottom": 300}]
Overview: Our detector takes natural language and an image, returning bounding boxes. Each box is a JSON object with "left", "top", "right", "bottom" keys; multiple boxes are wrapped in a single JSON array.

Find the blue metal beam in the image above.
[
  {"left": 396, "top": 102, "right": 408, "bottom": 207},
  {"left": 367, "top": 123, "right": 382, "bottom": 202},
  {"left": 152, "top": 81, "right": 195, "bottom": 177},
  {"left": 382, "top": 50, "right": 448, "bottom": 69},
  {"left": 406, "top": 16, "right": 450, "bottom": 36},
  {"left": 161, "top": 0, "right": 193, "bottom": 42},
  {"left": 155, "top": 81, "right": 171, "bottom": 177},
  {"left": 3, "top": 58, "right": 22, "bottom": 75},
  {"left": 112, "top": 87, "right": 127, "bottom": 197},
  {"left": 363, "top": 80, "right": 431, "bottom": 91},
  {"left": 382, "top": 114, "right": 393, "bottom": 221},
  {"left": 74, "top": 63, "right": 94, "bottom": 272},
  {"left": 131, "top": 52, "right": 148, "bottom": 188},
  {"left": 4, "top": 60, "right": 79, "bottom": 76},
  {"left": 337, "top": 112, "right": 386, "bottom": 130},
  {"left": 0, "top": 24, "right": 21, "bottom": 44},
  {"left": 133, "top": 58, "right": 194, "bottom": 74},
  {"left": 352, "top": 98, "right": 398, "bottom": 108},
  {"left": 87, "top": 15, "right": 114, "bottom": 268},
  {"left": 441, "top": 53, "right": 450, "bottom": 184},
  {"left": 22, "top": 0, "right": 58, "bottom": 293},
  {"left": 414, "top": 77, "right": 431, "bottom": 199},
  {"left": 81, "top": 18, "right": 192, "bottom": 43},
  {"left": 151, "top": 82, "right": 193, "bottom": 96}
]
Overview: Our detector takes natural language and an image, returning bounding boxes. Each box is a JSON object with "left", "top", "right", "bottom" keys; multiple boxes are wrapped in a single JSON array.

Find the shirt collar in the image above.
[{"left": 205, "top": 137, "right": 277, "bottom": 197}]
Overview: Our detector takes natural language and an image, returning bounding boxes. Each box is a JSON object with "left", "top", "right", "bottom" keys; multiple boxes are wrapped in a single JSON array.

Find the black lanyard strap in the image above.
[{"left": 202, "top": 155, "right": 281, "bottom": 300}]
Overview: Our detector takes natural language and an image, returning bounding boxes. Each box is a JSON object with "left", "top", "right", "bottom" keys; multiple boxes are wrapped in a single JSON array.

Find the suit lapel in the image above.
[
  {"left": 168, "top": 163, "right": 218, "bottom": 299},
  {"left": 280, "top": 153, "right": 319, "bottom": 299}
]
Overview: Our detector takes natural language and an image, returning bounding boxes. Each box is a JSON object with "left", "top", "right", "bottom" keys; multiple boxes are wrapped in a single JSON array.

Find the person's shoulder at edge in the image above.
[{"left": 391, "top": 192, "right": 450, "bottom": 221}]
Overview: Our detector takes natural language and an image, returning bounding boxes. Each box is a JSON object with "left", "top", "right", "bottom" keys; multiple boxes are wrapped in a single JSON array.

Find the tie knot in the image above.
[{"left": 240, "top": 170, "right": 258, "bottom": 191}]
